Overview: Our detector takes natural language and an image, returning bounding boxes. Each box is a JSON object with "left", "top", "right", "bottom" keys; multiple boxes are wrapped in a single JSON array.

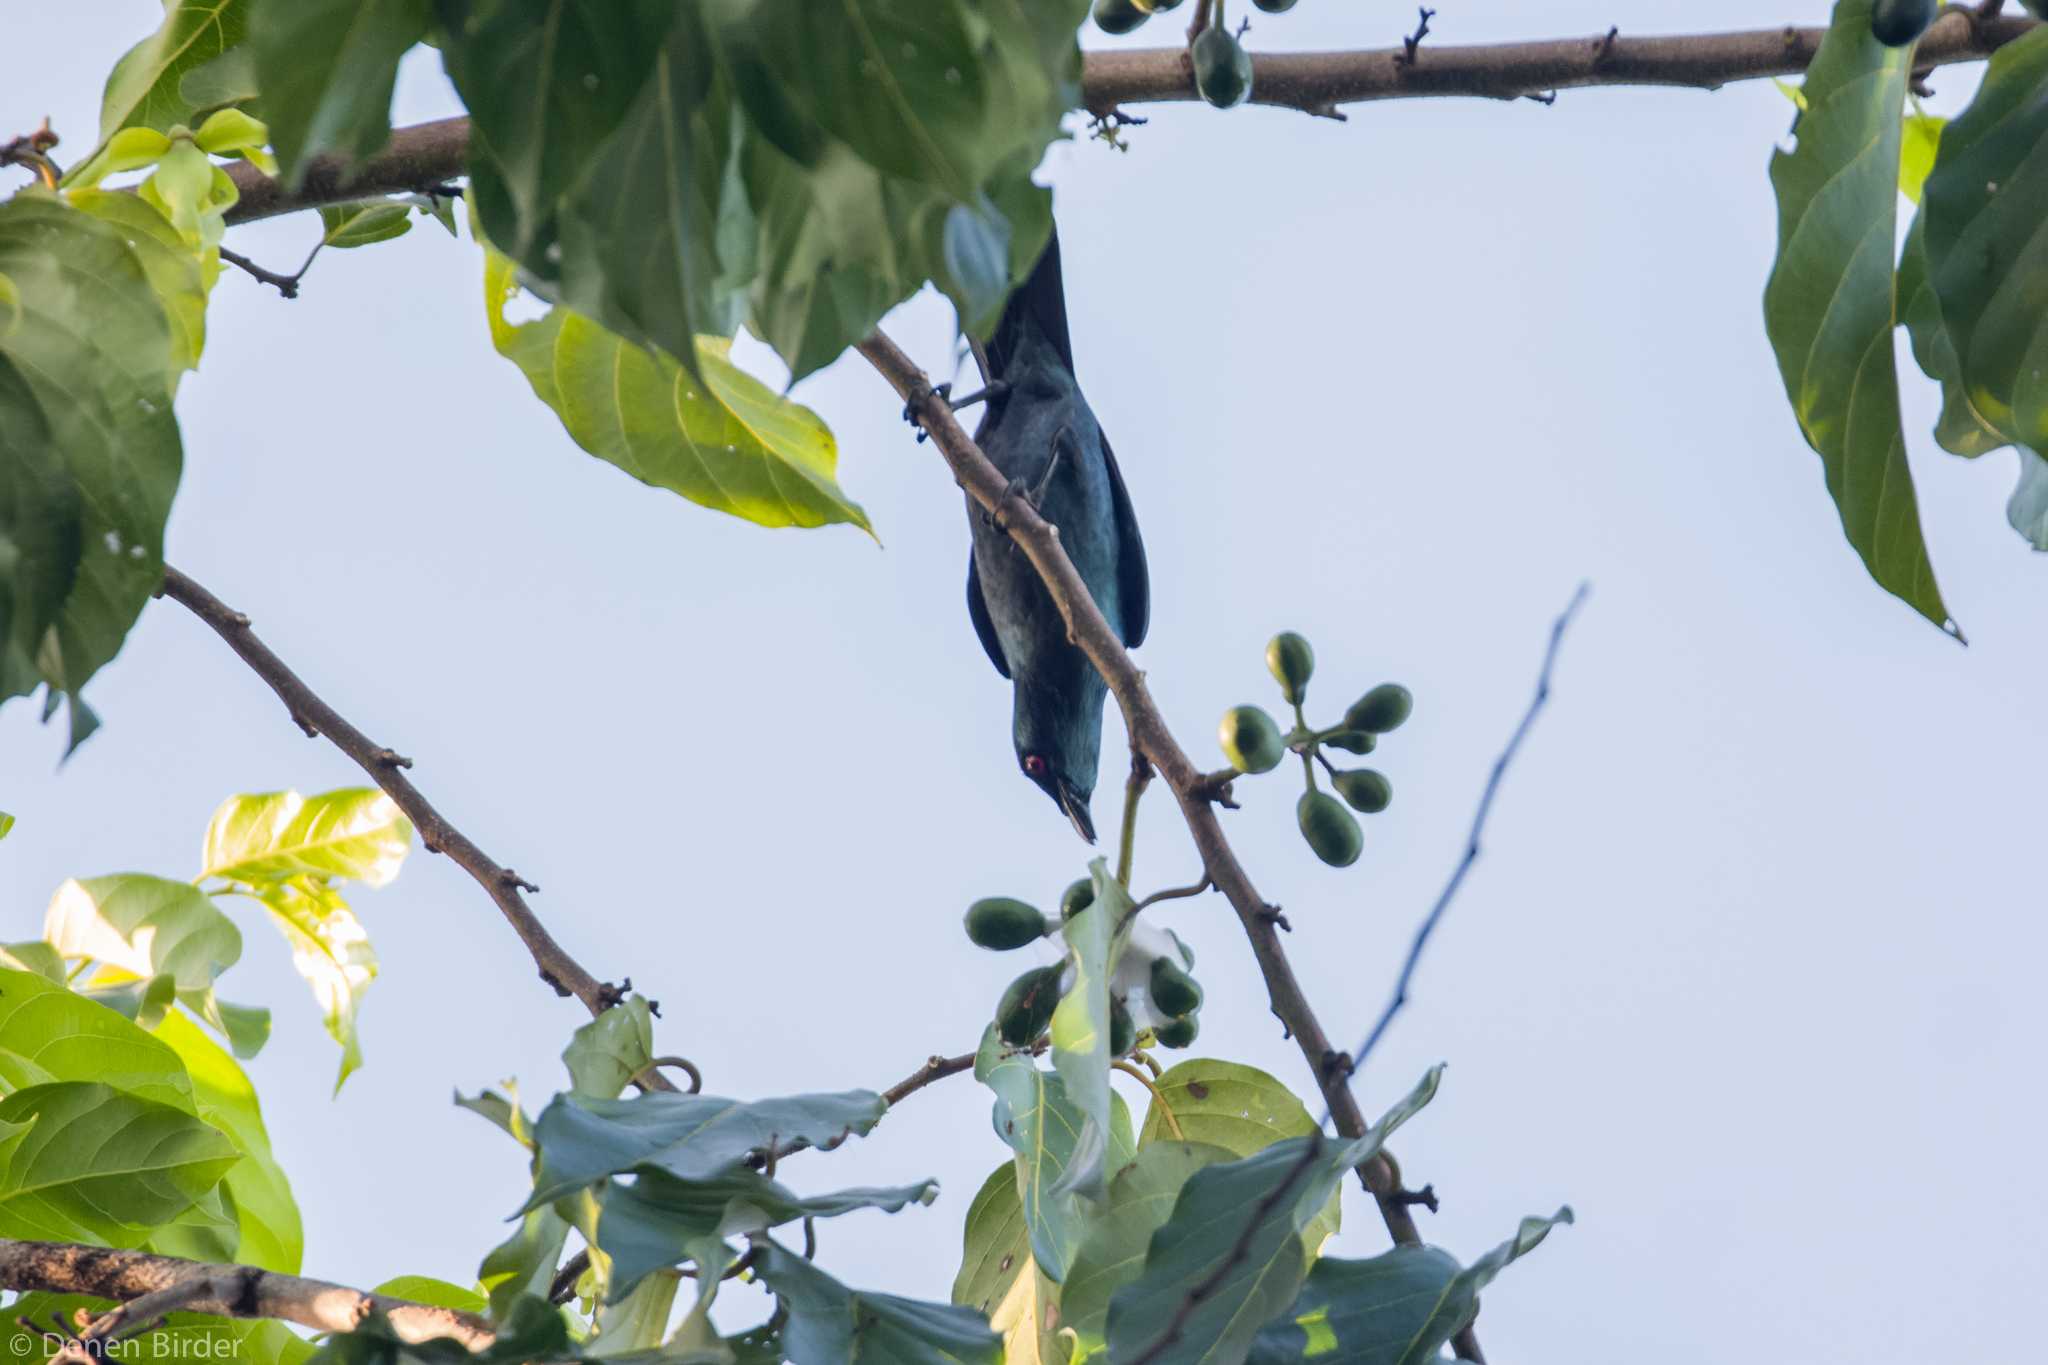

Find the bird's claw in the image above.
[{"left": 903, "top": 383, "right": 952, "bottom": 444}]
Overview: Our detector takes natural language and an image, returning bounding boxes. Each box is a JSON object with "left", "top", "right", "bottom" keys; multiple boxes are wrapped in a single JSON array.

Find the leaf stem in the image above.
[{"left": 1112, "top": 1059, "right": 1184, "bottom": 1140}]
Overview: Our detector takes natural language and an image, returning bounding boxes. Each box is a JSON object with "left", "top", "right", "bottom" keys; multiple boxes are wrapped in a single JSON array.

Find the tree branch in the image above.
[
  {"left": 857, "top": 333, "right": 1445, "bottom": 1275},
  {"left": 217, "top": 15, "right": 2038, "bottom": 224},
  {"left": 0, "top": 1239, "right": 494, "bottom": 1351},
  {"left": 156, "top": 566, "right": 636, "bottom": 1026},
  {"left": 880, "top": 1051, "right": 978, "bottom": 1107}
]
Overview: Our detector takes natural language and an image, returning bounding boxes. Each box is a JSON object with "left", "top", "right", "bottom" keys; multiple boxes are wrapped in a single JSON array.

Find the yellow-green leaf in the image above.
[{"left": 200, "top": 788, "right": 411, "bottom": 886}]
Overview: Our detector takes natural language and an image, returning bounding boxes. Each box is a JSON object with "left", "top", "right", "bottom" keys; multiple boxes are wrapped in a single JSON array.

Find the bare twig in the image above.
[
  {"left": 216, "top": 244, "right": 315, "bottom": 298},
  {"left": 215, "top": 15, "right": 2041, "bottom": 226},
  {"left": 157, "top": 566, "right": 640, "bottom": 1029},
  {"left": 1339, "top": 583, "right": 1590, "bottom": 1087},
  {"left": 0, "top": 1239, "right": 493, "bottom": 1351},
  {"left": 880, "top": 1051, "right": 977, "bottom": 1107}
]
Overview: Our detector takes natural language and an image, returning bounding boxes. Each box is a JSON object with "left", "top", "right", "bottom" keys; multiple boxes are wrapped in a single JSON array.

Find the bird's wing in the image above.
[
  {"left": 966, "top": 552, "right": 1012, "bottom": 678},
  {"left": 1101, "top": 431, "right": 1150, "bottom": 649}
]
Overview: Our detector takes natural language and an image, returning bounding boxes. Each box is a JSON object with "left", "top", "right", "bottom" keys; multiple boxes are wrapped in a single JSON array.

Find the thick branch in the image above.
[
  {"left": 856, "top": 333, "right": 1433, "bottom": 1252},
  {"left": 217, "top": 15, "right": 2038, "bottom": 223},
  {"left": 157, "top": 566, "right": 631, "bottom": 1023},
  {"left": 0, "top": 1239, "right": 493, "bottom": 1350}
]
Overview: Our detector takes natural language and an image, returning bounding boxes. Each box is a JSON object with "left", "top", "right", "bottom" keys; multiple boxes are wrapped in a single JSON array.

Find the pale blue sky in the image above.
[{"left": 5, "top": 4, "right": 2043, "bottom": 1359}]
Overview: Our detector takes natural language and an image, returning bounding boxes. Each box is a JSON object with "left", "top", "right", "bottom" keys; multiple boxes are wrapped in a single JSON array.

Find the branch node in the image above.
[
  {"left": 1397, "top": 7, "right": 1438, "bottom": 66},
  {"left": 1395, "top": 1183, "right": 1442, "bottom": 1214},
  {"left": 1256, "top": 904, "right": 1291, "bottom": 932},
  {"left": 498, "top": 868, "right": 540, "bottom": 894},
  {"left": 373, "top": 747, "right": 413, "bottom": 770}
]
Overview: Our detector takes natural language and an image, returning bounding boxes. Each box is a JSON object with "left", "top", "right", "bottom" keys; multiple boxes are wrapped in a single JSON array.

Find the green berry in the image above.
[
  {"left": 1093, "top": 0, "right": 1150, "bottom": 35},
  {"left": 1061, "top": 878, "right": 1095, "bottom": 921},
  {"left": 1297, "top": 791, "right": 1362, "bottom": 867},
  {"left": 1333, "top": 769, "right": 1392, "bottom": 815},
  {"left": 1265, "top": 631, "right": 1314, "bottom": 704},
  {"left": 1155, "top": 1014, "right": 1199, "bottom": 1048},
  {"left": 1323, "top": 730, "right": 1377, "bottom": 755},
  {"left": 1344, "top": 683, "right": 1412, "bottom": 735},
  {"left": 1252, "top": 0, "right": 1299, "bottom": 10},
  {"left": 1218, "top": 704, "right": 1286, "bottom": 774},
  {"left": 1192, "top": 27, "right": 1254, "bottom": 109},
  {"left": 997, "top": 965, "right": 1064, "bottom": 1046},
  {"left": 964, "top": 897, "right": 1051, "bottom": 951},
  {"left": 1149, "top": 957, "right": 1203, "bottom": 1018},
  {"left": 1869, "top": 0, "right": 1936, "bottom": 46},
  {"left": 1109, "top": 998, "right": 1137, "bottom": 1058}
]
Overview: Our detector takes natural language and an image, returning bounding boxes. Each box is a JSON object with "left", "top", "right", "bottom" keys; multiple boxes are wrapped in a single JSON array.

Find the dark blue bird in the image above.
[{"left": 962, "top": 229, "right": 1149, "bottom": 842}]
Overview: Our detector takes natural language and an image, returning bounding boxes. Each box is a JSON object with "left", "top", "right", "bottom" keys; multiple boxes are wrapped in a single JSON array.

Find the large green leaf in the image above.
[
  {"left": 1049, "top": 859, "right": 1125, "bottom": 1204},
  {"left": 1246, "top": 1210, "right": 1573, "bottom": 1365},
  {"left": 0, "top": 966, "right": 195, "bottom": 1111},
  {"left": 200, "top": 788, "right": 412, "bottom": 885},
  {"left": 477, "top": 1204, "right": 569, "bottom": 1322},
  {"left": 599, "top": 1167, "right": 938, "bottom": 1300},
  {"left": 44, "top": 873, "right": 241, "bottom": 992},
  {"left": 68, "top": 189, "right": 212, "bottom": 378},
  {"left": 155, "top": 1008, "right": 301, "bottom": 1272},
  {"left": 1060, "top": 1141, "right": 1238, "bottom": 1348},
  {"left": 978, "top": 1027, "right": 1106, "bottom": 1283},
  {"left": 484, "top": 252, "right": 871, "bottom": 533},
  {"left": 244, "top": 876, "right": 377, "bottom": 1091},
  {"left": 952, "top": 1162, "right": 1029, "bottom": 1315},
  {"left": 1897, "top": 212, "right": 2006, "bottom": 460},
  {"left": 100, "top": 0, "right": 248, "bottom": 138},
  {"left": 1103, "top": 1069, "right": 1442, "bottom": 1365},
  {"left": 0, "top": 1080, "right": 238, "bottom": 1246},
  {"left": 753, "top": 1239, "right": 1002, "bottom": 1365},
  {"left": 1924, "top": 28, "right": 2048, "bottom": 451},
  {"left": 523, "top": 1088, "right": 889, "bottom": 1209},
  {"left": 0, "top": 195, "right": 183, "bottom": 731},
  {"left": 247, "top": 0, "right": 431, "bottom": 184},
  {"left": 1137, "top": 1059, "right": 1341, "bottom": 1253},
  {"left": 1762, "top": 0, "right": 1952, "bottom": 633}
]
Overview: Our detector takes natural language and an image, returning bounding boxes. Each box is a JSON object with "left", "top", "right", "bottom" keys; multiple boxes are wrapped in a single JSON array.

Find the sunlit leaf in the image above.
[
  {"left": 0, "top": 966, "right": 196, "bottom": 1112},
  {"left": 200, "top": 788, "right": 412, "bottom": 886},
  {"left": 100, "top": 0, "right": 249, "bottom": 139},
  {"left": 1048, "top": 858, "right": 1125, "bottom": 1204},
  {"left": 243, "top": 876, "right": 376, "bottom": 1092},
  {"left": 44, "top": 873, "right": 241, "bottom": 993}
]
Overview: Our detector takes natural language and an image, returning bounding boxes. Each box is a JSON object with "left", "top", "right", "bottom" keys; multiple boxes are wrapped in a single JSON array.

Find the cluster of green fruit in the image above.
[
  {"left": 1868, "top": 0, "right": 1936, "bottom": 46},
  {"left": 1217, "top": 632, "right": 1411, "bottom": 868},
  {"left": 964, "top": 881, "right": 1206, "bottom": 1054},
  {"left": 1093, "top": 1, "right": 1302, "bottom": 110}
]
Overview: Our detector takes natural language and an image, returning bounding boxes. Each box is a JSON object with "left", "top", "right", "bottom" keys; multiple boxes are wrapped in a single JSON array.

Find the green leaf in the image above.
[
  {"left": 99, "top": 0, "right": 249, "bottom": 138},
  {"left": 0, "top": 941, "right": 64, "bottom": 982},
  {"left": 2009, "top": 449, "right": 2048, "bottom": 548},
  {"left": 977, "top": 1028, "right": 1092, "bottom": 1282},
  {"left": 1049, "top": 858, "right": 1125, "bottom": 1204},
  {"left": 248, "top": 0, "right": 431, "bottom": 185},
  {"left": 200, "top": 788, "right": 413, "bottom": 885},
  {"left": 0, "top": 810, "right": 13, "bottom": 840},
  {"left": 44, "top": 873, "right": 242, "bottom": 992},
  {"left": 1762, "top": 0, "right": 1952, "bottom": 633},
  {"left": 67, "top": 189, "right": 212, "bottom": 379},
  {"left": 563, "top": 996, "right": 655, "bottom": 1100},
  {"left": 243, "top": 876, "right": 377, "bottom": 1092},
  {"left": 753, "top": 1239, "right": 1002, "bottom": 1365},
  {"left": 0, "top": 966, "right": 197, "bottom": 1112},
  {"left": 154, "top": 1007, "right": 302, "bottom": 1272},
  {"left": 1247, "top": 1209, "right": 1573, "bottom": 1365},
  {"left": 1061, "top": 1141, "right": 1239, "bottom": 1350},
  {"left": 1924, "top": 27, "right": 2048, "bottom": 453},
  {"left": 179, "top": 990, "right": 271, "bottom": 1059},
  {"left": 455, "top": 1084, "right": 534, "bottom": 1148},
  {"left": 1137, "top": 1058, "right": 1341, "bottom": 1254},
  {"left": 483, "top": 252, "right": 872, "bottom": 534},
  {"left": 952, "top": 1163, "right": 1028, "bottom": 1316},
  {"left": 588, "top": 1269, "right": 678, "bottom": 1356},
  {"left": 599, "top": 1167, "right": 938, "bottom": 1300},
  {"left": 1103, "top": 1068, "right": 1443, "bottom": 1365},
  {"left": 523, "top": 1088, "right": 888, "bottom": 1209},
  {"left": 319, "top": 202, "right": 415, "bottom": 249},
  {"left": 371, "top": 1277, "right": 488, "bottom": 1314},
  {"left": 0, "top": 195, "right": 184, "bottom": 726},
  {"left": 478, "top": 1204, "right": 569, "bottom": 1322},
  {"left": 0, "top": 1080, "right": 238, "bottom": 1246},
  {"left": 1897, "top": 211, "right": 2007, "bottom": 459},
  {"left": 1899, "top": 112, "right": 1943, "bottom": 204},
  {"left": 80, "top": 971, "right": 179, "bottom": 1031}
]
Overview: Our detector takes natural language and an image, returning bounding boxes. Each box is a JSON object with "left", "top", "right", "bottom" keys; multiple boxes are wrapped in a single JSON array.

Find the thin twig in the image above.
[
  {"left": 216, "top": 245, "right": 313, "bottom": 298},
  {"left": 1116, "top": 749, "right": 1153, "bottom": 888},
  {"left": 1338, "top": 583, "right": 1590, "bottom": 1087},
  {"left": 214, "top": 15, "right": 2042, "bottom": 225},
  {"left": 156, "top": 566, "right": 642, "bottom": 1031},
  {"left": 880, "top": 1051, "right": 977, "bottom": 1107},
  {"left": 0, "top": 1240, "right": 493, "bottom": 1350}
]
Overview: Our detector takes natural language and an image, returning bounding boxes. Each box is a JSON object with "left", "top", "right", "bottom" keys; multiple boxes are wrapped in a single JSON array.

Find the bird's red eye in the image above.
[{"left": 1023, "top": 754, "right": 1049, "bottom": 778}]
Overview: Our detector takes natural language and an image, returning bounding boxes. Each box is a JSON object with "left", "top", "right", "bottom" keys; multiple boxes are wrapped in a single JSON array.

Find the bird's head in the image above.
[{"left": 1021, "top": 750, "right": 1096, "bottom": 843}]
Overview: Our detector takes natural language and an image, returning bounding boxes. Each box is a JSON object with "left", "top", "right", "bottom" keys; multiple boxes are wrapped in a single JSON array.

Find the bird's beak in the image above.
[{"left": 1057, "top": 779, "right": 1096, "bottom": 844}]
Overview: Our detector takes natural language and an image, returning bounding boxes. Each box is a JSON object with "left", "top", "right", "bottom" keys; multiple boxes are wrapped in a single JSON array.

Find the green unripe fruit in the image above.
[
  {"left": 1192, "top": 27, "right": 1254, "bottom": 109},
  {"left": 1155, "top": 1013, "right": 1199, "bottom": 1048},
  {"left": 1333, "top": 768, "right": 1392, "bottom": 815},
  {"left": 1151, "top": 0, "right": 1186, "bottom": 8},
  {"left": 965, "top": 897, "right": 1050, "bottom": 951},
  {"left": 1869, "top": 0, "right": 1936, "bottom": 46},
  {"left": 1265, "top": 631, "right": 1314, "bottom": 704},
  {"left": 1109, "top": 998, "right": 1137, "bottom": 1058},
  {"left": 1252, "top": 0, "right": 1299, "bottom": 11},
  {"left": 1297, "top": 791, "right": 1363, "bottom": 867},
  {"left": 1324, "top": 729, "right": 1377, "bottom": 755},
  {"left": 1061, "top": 878, "right": 1096, "bottom": 921},
  {"left": 1093, "top": 0, "right": 1150, "bottom": 35},
  {"left": 1149, "top": 957, "right": 1203, "bottom": 1018},
  {"left": 1219, "top": 704, "right": 1285, "bottom": 774},
  {"left": 1344, "top": 683, "right": 1413, "bottom": 735},
  {"left": 997, "top": 965, "right": 1064, "bottom": 1046}
]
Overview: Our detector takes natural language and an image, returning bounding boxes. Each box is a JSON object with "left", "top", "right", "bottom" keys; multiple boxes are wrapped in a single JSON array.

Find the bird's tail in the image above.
[{"left": 984, "top": 225, "right": 1075, "bottom": 380}]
